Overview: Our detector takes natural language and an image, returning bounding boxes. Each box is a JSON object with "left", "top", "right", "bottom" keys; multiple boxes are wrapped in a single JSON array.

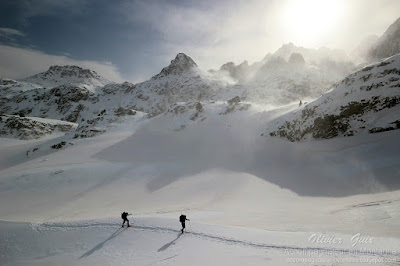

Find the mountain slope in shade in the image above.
[
  {"left": 369, "top": 17, "right": 400, "bottom": 60},
  {"left": 267, "top": 54, "right": 400, "bottom": 141}
]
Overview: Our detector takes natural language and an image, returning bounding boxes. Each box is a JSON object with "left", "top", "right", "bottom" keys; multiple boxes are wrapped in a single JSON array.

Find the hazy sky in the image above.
[{"left": 0, "top": 0, "right": 399, "bottom": 83}]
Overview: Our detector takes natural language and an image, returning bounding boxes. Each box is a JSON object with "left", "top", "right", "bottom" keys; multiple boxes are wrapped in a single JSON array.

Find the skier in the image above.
[
  {"left": 121, "top": 212, "right": 131, "bottom": 227},
  {"left": 179, "top": 214, "right": 190, "bottom": 233}
]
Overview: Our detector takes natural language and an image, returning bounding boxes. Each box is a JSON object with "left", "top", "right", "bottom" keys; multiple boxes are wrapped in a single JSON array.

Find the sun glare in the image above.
[{"left": 282, "top": 0, "right": 343, "bottom": 46}]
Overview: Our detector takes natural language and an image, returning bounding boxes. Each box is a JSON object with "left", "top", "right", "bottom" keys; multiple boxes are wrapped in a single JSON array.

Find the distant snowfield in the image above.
[{"left": 1, "top": 104, "right": 399, "bottom": 265}]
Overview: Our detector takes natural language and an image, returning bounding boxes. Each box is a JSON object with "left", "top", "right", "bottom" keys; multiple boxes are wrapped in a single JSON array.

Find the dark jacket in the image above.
[{"left": 179, "top": 215, "right": 187, "bottom": 223}]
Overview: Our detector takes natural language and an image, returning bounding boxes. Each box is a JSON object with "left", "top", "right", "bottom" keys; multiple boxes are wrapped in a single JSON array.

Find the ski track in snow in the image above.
[{"left": 31, "top": 220, "right": 396, "bottom": 259}]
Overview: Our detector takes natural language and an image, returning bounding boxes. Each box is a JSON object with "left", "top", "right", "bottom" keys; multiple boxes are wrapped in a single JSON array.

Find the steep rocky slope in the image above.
[
  {"left": 107, "top": 53, "right": 232, "bottom": 117},
  {"left": 0, "top": 115, "right": 78, "bottom": 140},
  {"left": 267, "top": 54, "right": 400, "bottom": 141}
]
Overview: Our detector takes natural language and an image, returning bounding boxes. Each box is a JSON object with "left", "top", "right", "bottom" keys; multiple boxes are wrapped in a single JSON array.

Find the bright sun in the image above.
[{"left": 282, "top": 0, "right": 343, "bottom": 45}]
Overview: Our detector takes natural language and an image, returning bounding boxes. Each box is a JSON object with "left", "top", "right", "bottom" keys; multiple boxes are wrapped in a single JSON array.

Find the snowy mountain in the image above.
[
  {"left": 271, "top": 43, "right": 355, "bottom": 79},
  {"left": 0, "top": 67, "right": 145, "bottom": 140},
  {"left": 2, "top": 39, "right": 400, "bottom": 265},
  {"left": 267, "top": 54, "right": 400, "bottom": 141},
  {"left": 211, "top": 43, "right": 355, "bottom": 106},
  {"left": 369, "top": 16, "right": 400, "bottom": 60},
  {"left": 22, "top": 65, "right": 111, "bottom": 91},
  {"left": 152, "top": 53, "right": 198, "bottom": 78},
  {"left": 0, "top": 49, "right": 370, "bottom": 143},
  {"left": 0, "top": 54, "right": 234, "bottom": 141},
  {"left": 218, "top": 60, "right": 251, "bottom": 81},
  {"left": 234, "top": 54, "right": 332, "bottom": 105},
  {"left": 271, "top": 43, "right": 351, "bottom": 66},
  {"left": 0, "top": 39, "right": 397, "bottom": 145},
  {"left": 113, "top": 53, "right": 232, "bottom": 116}
]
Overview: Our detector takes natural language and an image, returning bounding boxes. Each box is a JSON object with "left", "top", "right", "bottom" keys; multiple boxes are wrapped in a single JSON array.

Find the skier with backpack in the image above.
[
  {"left": 121, "top": 212, "right": 131, "bottom": 227},
  {"left": 179, "top": 214, "right": 190, "bottom": 233}
]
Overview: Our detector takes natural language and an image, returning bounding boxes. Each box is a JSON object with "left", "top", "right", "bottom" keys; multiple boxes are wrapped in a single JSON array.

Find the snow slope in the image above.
[
  {"left": 1, "top": 101, "right": 400, "bottom": 265},
  {"left": 1, "top": 217, "right": 399, "bottom": 266}
]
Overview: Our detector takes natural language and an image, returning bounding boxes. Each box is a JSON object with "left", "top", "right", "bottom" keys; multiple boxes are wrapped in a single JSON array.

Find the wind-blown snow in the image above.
[
  {"left": 1, "top": 29, "right": 400, "bottom": 264},
  {"left": 267, "top": 54, "right": 400, "bottom": 141}
]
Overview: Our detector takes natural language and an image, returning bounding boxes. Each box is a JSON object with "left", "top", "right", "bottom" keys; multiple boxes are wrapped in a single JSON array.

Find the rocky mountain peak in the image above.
[
  {"left": 153, "top": 53, "right": 198, "bottom": 79},
  {"left": 42, "top": 65, "right": 101, "bottom": 79},
  {"left": 262, "top": 56, "right": 288, "bottom": 69},
  {"left": 21, "top": 65, "right": 109, "bottom": 89},
  {"left": 275, "top": 43, "right": 297, "bottom": 57},
  {"left": 219, "top": 60, "right": 250, "bottom": 80},
  {"left": 220, "top": 62, "right": 235, "bottom": 72},
  {"left": 173, "top": 53, "right": 197, "bottom": 67},
  {"left": 288, "top": 52, "right": 306, "bottom": 65}
]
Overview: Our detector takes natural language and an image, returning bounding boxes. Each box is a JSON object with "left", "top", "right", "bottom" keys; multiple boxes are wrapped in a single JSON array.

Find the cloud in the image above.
[
  {"left": 0, "top": 44, "right": 124, "bottom": 82},
  {"left": 13, "top": 0, "right": 89, "bottom": 25},
  {"left": 0, "top": 28, "right": 25, "bottom": 37},
  {"left": 2, "top": 0, "right": 400, "bottom": 84},
  {"left": 0, "top": 28, "right": 25, "bottom": 42},
  {"left": 119, "top": 0, "right": 400, "bottom": 71},
  {"left": 120, "top": 0, "right": 277, "bottom": 70}
]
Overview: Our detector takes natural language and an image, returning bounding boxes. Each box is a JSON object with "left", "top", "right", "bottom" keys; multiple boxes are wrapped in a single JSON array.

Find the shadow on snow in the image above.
[
  {"left": 79, "top": 227, "right": 125, "bottom": 259},
  {"left": 158, "top": 233, "right": 183, "bottom": 252}
]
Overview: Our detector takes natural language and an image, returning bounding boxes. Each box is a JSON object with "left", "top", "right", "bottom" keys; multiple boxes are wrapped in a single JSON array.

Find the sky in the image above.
[{"left": 0, "top": 0, "right": 399, "bottom": 83}]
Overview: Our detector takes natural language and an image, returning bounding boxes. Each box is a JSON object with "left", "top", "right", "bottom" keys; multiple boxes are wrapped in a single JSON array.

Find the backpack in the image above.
[
  {"left": 179, "top": 215, "right": 186, "bottom": 223},
  {"left": 121, "top": 212, "right": 127, "bottom": 219}
]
